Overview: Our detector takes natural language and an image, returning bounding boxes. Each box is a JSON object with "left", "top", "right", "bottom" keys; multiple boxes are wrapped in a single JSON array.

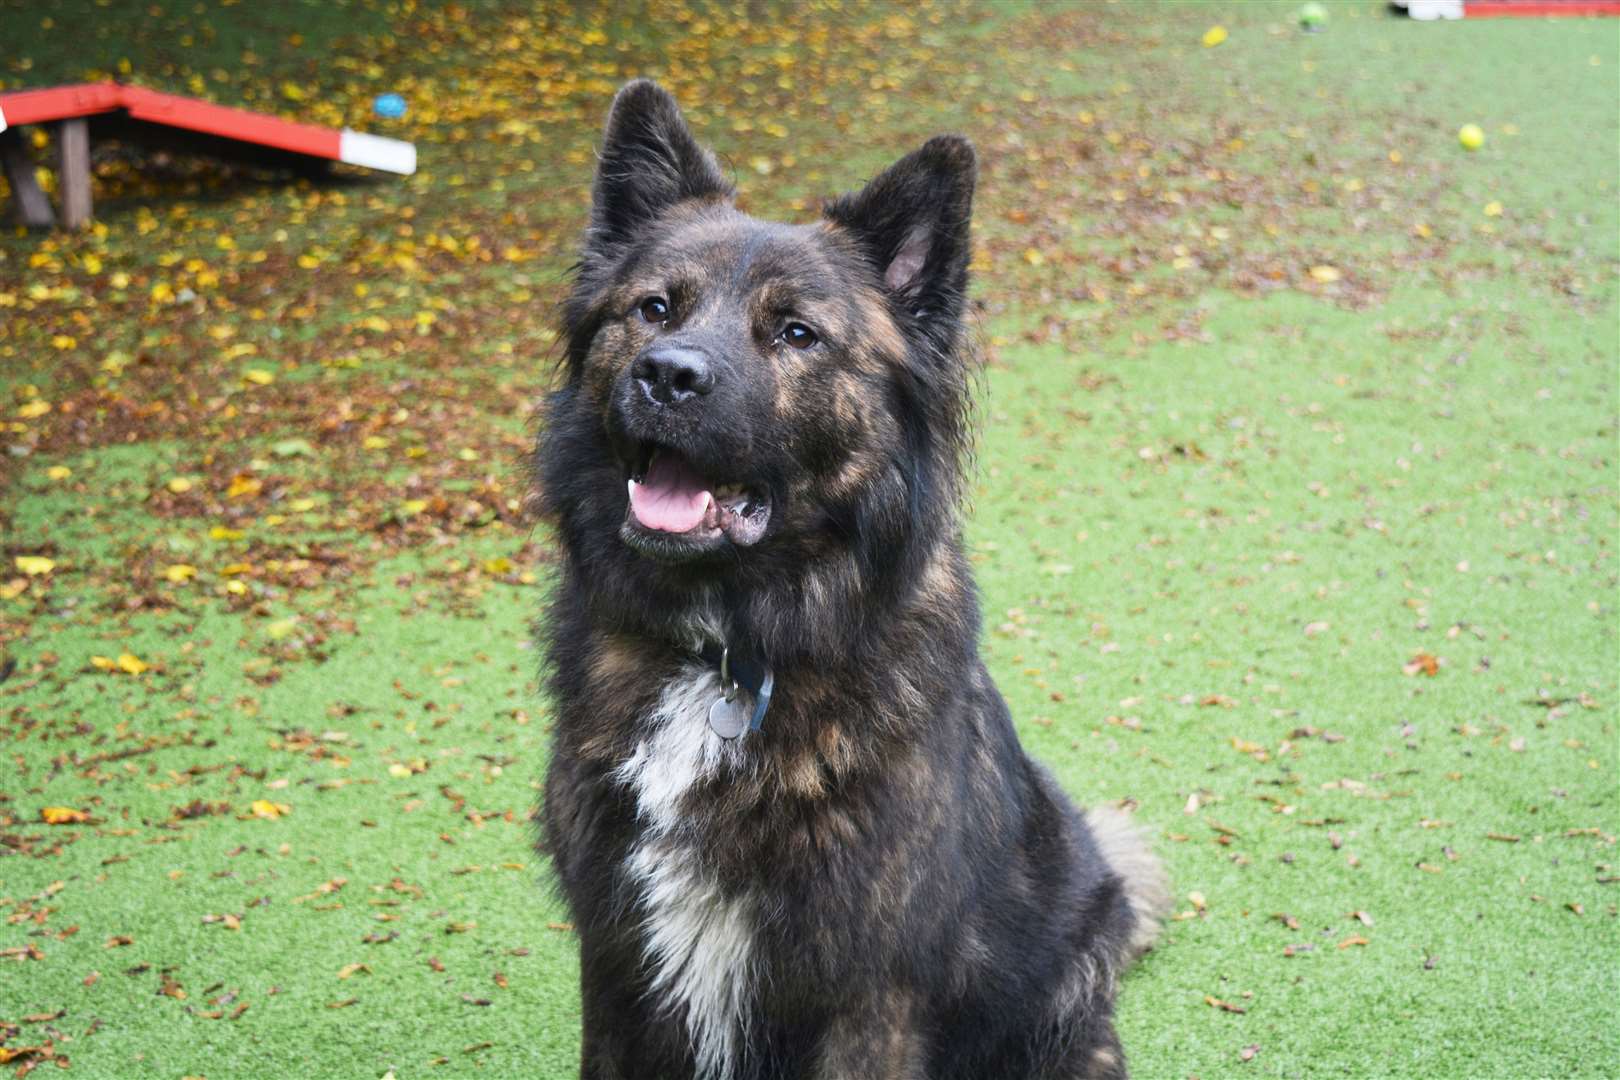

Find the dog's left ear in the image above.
[
  {"left": 824, "top": 135, "right": 976, "bottom": 322},
  {"left": 589, "top": 80, "right": 734, "bottom": 256}
]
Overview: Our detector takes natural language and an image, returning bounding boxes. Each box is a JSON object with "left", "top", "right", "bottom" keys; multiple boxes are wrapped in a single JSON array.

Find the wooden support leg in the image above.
[
  {"left": 57, "top": 117, "right": 92, "bottom": 229},
  {"left": 0, "top": 128, "right": 56, "bottom": 228}
]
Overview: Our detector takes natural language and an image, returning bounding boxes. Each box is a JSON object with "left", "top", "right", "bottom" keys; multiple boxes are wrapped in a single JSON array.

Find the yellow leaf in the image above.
[
  {"left": 164, "top": 564, "right": 198, "bottom": 583},
  {"left": 289, "top": 497, "right": 317, "bottom": 512},
  {"left": 151, "top": 282, "right": 175, "bottom": 303},
  {"left": 1483, "top": 201, "right": 1503, "bottom": 218},
  {"left": 168, "top": 477, "right": 194, "bottom": 494},
  {"left": 91, "top": 655, "right": 116, "bottom": 671},
  {"left": 251, "top": 799, "right": 288, "bottom": 819},
  {"left": 47, "top": 465, "right": 72, "bottom": 480},
  {"left": 243, "top": 369, "right": 275, "bottom": 386},
  {"left": 1202, "top": 25, "right": 1228, "bottom": 47},
  {"left": 401, "top": 499, "right": 428, "bottom": 515},
  {"left": 210, "top": 526, "right": 245, "bottom": 541},
  {"left": 17, "top": 400, "right": 51, "bottom": 419},
  {"left": 14, "top": 555, "right": 55, "bottom": 576},
  {"left": 481, "top": 557, "right": 512, "bottom": 575},
  {"left": 296, "top": 253, "right": 320, "bottom": 270},
  {"left": 220, "top": 562, "right": 253, "bottom": 576},
  {"left": 116, "top": 652, "right": 149, "bottom": 675},
  {"left": 280, "top": 81, "right": 307, "bottom": 102},
  {"left": 226, "top": 474, "right": 263, "bottom": 499},
  {"left": 51, "top": 335, "right": 77, "bottom": 350},
  {"left": 363, "top": 435, "right": 390, "bottom": 451},
  {"left": 1022, "top": 247, "right": 1045, "bottom": 266},
  {"left": 83, "top": 253, "right": 103, "bottom": 273},
  {"left": 41, "top": 806, "right": 89, "bottom": 825},
  {"left": 1308, "top": 265, "right": 1342, "bottom": 283},
  {"left": 266, "top": 618, "right": 297, "bottom": 640},
  {"left": 388, "top": 763, "right": 413, "bottom": 778},
  {"left": 225, "top": 579, "right": 249, "bottom": 595}
]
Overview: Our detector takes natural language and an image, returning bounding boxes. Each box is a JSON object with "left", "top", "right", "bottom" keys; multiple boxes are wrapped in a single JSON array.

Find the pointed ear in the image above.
[
  {"left": 823, "top": 135, "right": 977, "bottom": 321},
  {"left": 589, "top": 80, "right": 733, "bottom": 254}
]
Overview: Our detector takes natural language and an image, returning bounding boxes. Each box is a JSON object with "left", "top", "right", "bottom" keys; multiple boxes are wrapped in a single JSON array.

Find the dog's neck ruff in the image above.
[{"left": 695, "top": 640, "right": 773, "bottom": 739}]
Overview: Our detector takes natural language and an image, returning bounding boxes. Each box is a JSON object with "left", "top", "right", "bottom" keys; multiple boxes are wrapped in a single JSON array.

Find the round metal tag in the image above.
[{"left": 708, "top": 695, "right": 749, "bottom": 740}]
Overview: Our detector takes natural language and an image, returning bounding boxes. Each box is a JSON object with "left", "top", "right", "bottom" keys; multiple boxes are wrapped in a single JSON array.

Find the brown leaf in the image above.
[
  {"left": 1204, "top": 995, "right": 1246, "bottom": 1014},
  {"left": 1403, "top": 652, "right": 1440, "bottom": 677}
]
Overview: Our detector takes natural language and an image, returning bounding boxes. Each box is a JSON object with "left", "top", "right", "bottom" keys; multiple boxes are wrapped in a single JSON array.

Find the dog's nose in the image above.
[{"left": 633, "top": 347, "right": 715, "bottom": 405}]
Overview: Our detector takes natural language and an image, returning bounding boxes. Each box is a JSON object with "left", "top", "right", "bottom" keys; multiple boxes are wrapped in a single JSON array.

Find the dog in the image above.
[{"left": 537, "top": 79, "right": 1169, "bottom": 1080}]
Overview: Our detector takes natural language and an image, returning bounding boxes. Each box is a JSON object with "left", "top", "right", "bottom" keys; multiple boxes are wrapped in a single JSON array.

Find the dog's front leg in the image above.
[
  {"left": 811, "top": 995, "right": 926, "bottom": 1080},
  {"left": 578, "top": 994, "right": 627, "bottom": 1080}
]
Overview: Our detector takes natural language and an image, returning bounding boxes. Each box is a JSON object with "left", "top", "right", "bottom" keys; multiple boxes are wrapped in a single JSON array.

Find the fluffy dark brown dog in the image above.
[{"left": 537, "top": 80, "right": 1168, "bottom": 1080}]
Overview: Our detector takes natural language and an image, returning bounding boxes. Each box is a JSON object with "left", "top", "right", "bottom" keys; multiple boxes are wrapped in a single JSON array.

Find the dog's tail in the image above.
[{"left": 1086, "top": 806, "right": 1172, "bottom": 960}]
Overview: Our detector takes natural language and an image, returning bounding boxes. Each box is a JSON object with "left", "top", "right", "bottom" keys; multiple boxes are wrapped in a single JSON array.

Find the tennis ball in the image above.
[
  {"left": 1299, "top": 2, "right": 1329, "bottom": 29},
  {"left": 1458, "top": 124, "right": 1485, "bottom": 151}
]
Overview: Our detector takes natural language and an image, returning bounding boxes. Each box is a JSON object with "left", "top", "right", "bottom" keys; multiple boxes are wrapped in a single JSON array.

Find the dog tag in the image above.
[{"left": 708, "top": 694, "right": 750, "bottom": 740}]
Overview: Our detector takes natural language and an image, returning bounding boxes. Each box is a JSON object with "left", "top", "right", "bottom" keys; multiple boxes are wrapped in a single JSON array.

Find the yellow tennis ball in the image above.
[{"left": 1458, "top": 124, "right": 1485, "bottom": 151}]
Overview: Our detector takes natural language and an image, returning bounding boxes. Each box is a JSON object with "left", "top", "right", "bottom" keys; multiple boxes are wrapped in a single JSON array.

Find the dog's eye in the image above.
[
  {"left": 780, "top": 322, "right": 817, "bottom": 350},
  {"left": 638, "top": 297, "right": 670, "bottom": 325}
]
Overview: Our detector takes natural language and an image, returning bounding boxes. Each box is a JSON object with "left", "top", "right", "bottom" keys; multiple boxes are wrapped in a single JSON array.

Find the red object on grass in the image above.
[
  {"left": 0, "top": 82, "right": 414, "bottom": 173},
  {"left": 1466, "top": 1, "right": 1620, "bottom": 14}
]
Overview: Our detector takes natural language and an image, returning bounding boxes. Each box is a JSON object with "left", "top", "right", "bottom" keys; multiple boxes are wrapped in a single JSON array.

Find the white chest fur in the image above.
[{"left": 613, "top": 667, "right": 757, "bottom": 1080}]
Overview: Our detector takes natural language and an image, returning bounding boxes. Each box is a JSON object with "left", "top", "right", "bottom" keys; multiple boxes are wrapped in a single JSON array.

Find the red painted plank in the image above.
[
  {"left": 0, "top": 81, "right": 412, "bottom": 174},
  {"left": 118, "top": 86, "right": 341, "bottom": 159},
  {"left": 0, "top": 83, "right": 124, "bottom": 125}
]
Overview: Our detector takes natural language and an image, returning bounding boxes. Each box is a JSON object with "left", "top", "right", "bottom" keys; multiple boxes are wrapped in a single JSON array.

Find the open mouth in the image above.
[{"left": 621, "top": 444, "right": 771, "bottom": 559}]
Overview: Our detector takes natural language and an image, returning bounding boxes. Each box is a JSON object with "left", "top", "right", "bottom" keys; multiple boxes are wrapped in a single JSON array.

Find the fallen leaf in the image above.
[
  {"left": 1205, "top": 995, "right": 1246, "bottom": 1013},
  {"left": 250, "top": 799, "right": 289, "bottom": 820},
  {"left": 1403, "top": 652, "right": 1440, "bottom": 677}
]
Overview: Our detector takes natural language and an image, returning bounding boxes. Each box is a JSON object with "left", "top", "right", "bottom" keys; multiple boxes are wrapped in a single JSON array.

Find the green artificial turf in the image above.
[{"left": 1, "top": 2, "right": 1615, "bottom": 1077}]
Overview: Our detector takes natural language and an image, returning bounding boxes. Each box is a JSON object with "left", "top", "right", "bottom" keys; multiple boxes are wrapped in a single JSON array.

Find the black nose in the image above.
[{"left": 633, "top": 347, "right": 715, "bottom": 405}]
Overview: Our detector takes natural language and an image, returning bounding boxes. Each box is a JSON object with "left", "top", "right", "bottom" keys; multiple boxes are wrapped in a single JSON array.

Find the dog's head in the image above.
[{"left": 541, "top": 81, "right": 976, "bottom": 651}]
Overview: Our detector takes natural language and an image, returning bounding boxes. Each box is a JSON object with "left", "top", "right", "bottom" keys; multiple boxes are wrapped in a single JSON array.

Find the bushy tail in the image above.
[{"left": 1085, "top": 806, "right": 1171, "bottom": 959}]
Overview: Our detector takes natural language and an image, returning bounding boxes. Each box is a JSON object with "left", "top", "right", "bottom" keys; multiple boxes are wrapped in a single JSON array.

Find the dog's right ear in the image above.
[{"left": 588, "top": 80, "right": 733, "bottom": 256}]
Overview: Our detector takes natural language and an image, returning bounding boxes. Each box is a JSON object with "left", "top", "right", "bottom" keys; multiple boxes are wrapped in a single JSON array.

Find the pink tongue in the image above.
[{"left": 628, "top": 454, "right": 712, "bottom": 533}]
